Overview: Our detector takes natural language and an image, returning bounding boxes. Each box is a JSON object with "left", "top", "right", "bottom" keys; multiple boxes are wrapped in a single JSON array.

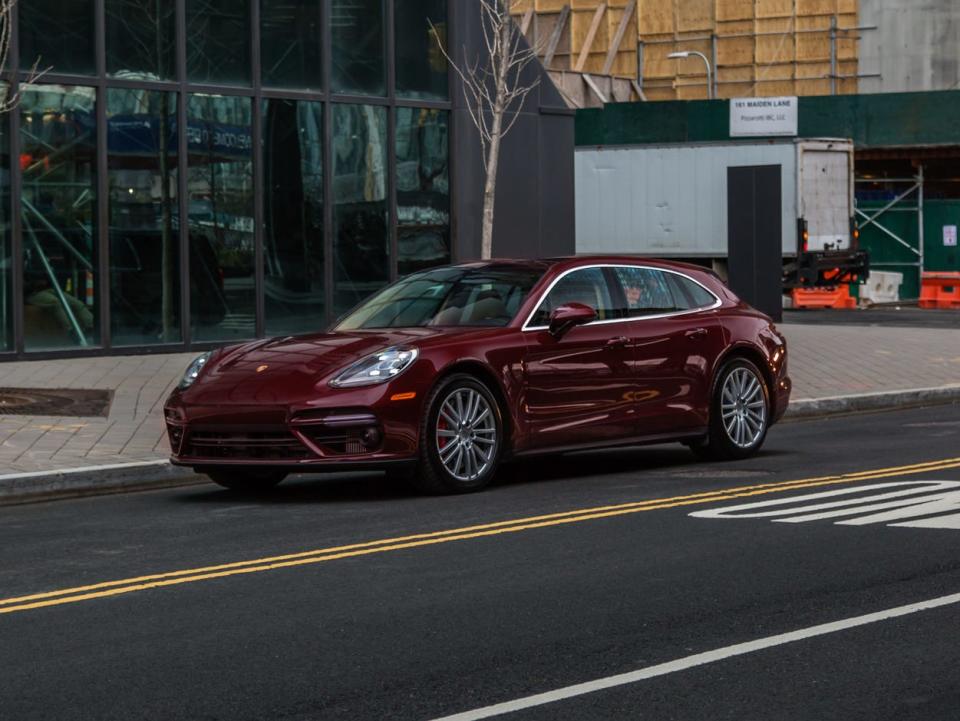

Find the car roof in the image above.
[
  {"left": 543, "top": 256, "right": 711, "bottom": 272},
  {"left": 452, "top": 256, "right": 712, "bottom": 276}
]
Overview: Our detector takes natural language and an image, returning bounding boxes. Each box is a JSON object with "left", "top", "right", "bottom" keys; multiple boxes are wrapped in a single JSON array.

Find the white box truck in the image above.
[{"left": 575, "top": 138, "right": 869, "bottom": 287}]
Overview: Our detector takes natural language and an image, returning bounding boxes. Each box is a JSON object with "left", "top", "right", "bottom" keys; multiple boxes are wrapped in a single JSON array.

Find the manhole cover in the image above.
[{"left": 0, "top": 388, "right": 113, "bottom": 417}]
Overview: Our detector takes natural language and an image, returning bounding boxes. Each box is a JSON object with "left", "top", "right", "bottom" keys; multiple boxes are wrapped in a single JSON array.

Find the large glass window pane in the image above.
[
  {"left": 333, "top": 104, "right": 388, "bottom": 315},
  {"left": 262, "top": 99, "right": 324, "bottom": 335},
  {"left": 187, "top": 94, "right": 255, "bottom": 341},
  {"left": 396, "top": 108, "right": 450, "bottom": 276},
  {"left": 17, "top": 0, "right": 97, "bottom": 75},
  {"left": 0, "top": 104, "right": 10, "bottom": 352},
  {"left": 395, "top": 0, "right": 448, "bottom": 100},
  {"left": 107, "top": 89, "right": 181, "bottom": 346},
  {"left": 261, "top": 0, "right": 322, "bottom": 89},
  {"left": 106, "top": 0, "right": 176, "bottom": 80},
  {"left": 186, "top": 0, "right": 251, "bottom": 85},
  {"left": 331, "top": 0, "right": 385, "bottom": 96},
  {"left": 20, "top": 0, "right": 95, "bottom": 75},
  {"left": 21, "top": 86, "right": 99, "bottom": 351}
]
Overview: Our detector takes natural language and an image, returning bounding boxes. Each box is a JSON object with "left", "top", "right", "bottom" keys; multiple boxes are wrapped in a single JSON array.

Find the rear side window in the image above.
[
  {"left": 669, "top": 274, "right": 718, "bottom": 310},
  {"left": 529, "top": 267, "right": 616, "bottom": 326},
  {"left": 611, "top": 267, "right": 684, "bottom": 317}
]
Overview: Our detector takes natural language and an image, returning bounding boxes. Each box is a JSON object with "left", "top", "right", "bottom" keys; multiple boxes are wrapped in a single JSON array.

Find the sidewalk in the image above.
[
  {"left": 1, "top": 323, "right": 958, "bottom": 500},
  {"left": 0, "top": 352, "right": 195, "bottom": 475}
]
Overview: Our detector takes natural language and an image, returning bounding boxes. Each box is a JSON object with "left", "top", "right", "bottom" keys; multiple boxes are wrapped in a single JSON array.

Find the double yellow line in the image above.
[{"left": 3, "top": 457, "right": 960, "bottom": 616}]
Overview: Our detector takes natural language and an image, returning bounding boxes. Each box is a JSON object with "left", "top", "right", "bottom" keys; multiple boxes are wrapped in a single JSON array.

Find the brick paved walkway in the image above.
[
  {"left": 0, "top": 353, "right": 194, "bottom": 474},
  {"left": 0, "top": 324, "right": 958, "bottom": 475}
]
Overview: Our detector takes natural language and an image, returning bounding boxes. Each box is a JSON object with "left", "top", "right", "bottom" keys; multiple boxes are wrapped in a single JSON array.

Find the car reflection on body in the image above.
[{"left": 165, "top": 257, "right": 791, "bottom": 493}]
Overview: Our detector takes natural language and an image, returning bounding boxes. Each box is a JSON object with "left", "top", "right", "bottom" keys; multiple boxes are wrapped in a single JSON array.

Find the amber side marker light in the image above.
[{"left": 391, "top": 392, "right": 417, "bottom": 401}]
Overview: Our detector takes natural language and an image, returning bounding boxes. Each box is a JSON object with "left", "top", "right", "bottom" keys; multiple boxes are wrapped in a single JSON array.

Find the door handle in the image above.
[
  {"left": 685, "top": 327, "right": 708, "bottom": 340},
  {"left": 606, "top": 336, "right": 629, "bottom": 349}
]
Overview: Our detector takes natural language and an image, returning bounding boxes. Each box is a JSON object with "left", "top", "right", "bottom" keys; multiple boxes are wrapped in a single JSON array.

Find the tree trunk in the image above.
[{"left": 481, "top": 110, "right": 504, "bottom": 260}]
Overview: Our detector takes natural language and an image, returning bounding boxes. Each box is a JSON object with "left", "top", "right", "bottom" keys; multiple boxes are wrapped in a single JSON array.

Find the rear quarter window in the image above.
[{"left": 670, "top": 274, "right": 719, "bottom": 310}]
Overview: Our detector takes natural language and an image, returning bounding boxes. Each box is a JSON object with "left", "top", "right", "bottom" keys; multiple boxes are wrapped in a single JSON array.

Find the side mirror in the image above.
[{"left": 548, "top": 302, "right": 597, "bottom": 337}]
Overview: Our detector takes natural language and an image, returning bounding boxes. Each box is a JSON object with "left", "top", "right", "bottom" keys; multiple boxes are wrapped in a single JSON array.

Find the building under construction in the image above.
[{"left": 515, "top": 0, "right": 960, "bottom": 106}]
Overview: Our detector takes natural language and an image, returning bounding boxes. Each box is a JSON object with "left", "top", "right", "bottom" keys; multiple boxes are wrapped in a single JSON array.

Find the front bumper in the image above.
[{"left": 164, "top": 397, "right": 421, "bottom": 470}]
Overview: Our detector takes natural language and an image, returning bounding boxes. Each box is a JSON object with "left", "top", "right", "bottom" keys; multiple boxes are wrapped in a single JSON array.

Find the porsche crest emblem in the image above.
[{"left": 256, "top": 365, "right": 269, "bottom": 373}]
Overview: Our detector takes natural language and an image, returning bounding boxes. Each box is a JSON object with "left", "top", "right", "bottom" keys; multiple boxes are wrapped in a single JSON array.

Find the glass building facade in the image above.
[{"left": 3, "top": 0, "right": 451, "bottom": 356}]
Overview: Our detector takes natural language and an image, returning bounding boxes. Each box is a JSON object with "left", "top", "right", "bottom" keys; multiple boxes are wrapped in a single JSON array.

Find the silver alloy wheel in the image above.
[
  {"left": 720, "top": 367, "right": 767, "bottom": 449},
  {"left": 436, "top": 387, "right": 497, "bottom": 482}
]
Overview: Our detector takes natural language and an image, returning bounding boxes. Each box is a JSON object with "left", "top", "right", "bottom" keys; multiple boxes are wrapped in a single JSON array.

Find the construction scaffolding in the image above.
[{"left": 514, "top": 0, "right": 870, "bottom": 101}]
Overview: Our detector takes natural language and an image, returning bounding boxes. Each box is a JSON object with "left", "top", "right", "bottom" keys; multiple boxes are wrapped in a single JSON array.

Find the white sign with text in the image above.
[
  {"left": 944, "top": 225, "right": 957, "bottom": 247},
  {"left": 730, "top": 96, "right": 799, "bottom": 137}
]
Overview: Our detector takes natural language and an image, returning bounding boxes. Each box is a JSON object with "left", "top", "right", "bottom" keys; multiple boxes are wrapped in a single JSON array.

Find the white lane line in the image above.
[{"left": 430, "top": 591, "right": 960, "bottom": 721}]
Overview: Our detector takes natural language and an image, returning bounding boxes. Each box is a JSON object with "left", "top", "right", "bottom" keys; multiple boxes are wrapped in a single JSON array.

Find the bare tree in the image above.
[
  {"left": 431, "top": 0, "right": 542, "bottom": 259},
  {"left": 0, "top": 0, "right": 49, "bottom": 112}
]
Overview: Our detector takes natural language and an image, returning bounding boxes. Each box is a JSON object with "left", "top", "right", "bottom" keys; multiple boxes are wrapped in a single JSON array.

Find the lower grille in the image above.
[
  {"left": 301, "top": 428, "right": 378, "bottom": 456},
  {"left": 184, "top": 430, "right": 311, "bottom": 460}
]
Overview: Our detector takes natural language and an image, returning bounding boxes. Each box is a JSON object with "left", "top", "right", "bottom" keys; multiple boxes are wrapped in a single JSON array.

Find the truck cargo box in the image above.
[{"left": 575, "top": 138, "right": 855, "bottom": 259}]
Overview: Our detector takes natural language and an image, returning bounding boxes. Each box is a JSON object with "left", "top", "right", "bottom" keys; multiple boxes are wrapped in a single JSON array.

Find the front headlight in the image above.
[
  {"left": 329, "top": 347, "right": 419, "bottom": 388},
  {"left": 178, "top": 351, "right": 213, "bottom": 390}
]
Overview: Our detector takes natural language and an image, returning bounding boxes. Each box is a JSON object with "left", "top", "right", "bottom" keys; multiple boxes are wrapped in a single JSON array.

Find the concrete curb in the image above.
[
  {"left": 3, "top": 386, "right": 960, "bottom": 505},
  {"left": 785, "top": 385, "right": 960, "bottom": 420},
  {"left": 0, "top": 460, "right": 203, "bottom": 506}
]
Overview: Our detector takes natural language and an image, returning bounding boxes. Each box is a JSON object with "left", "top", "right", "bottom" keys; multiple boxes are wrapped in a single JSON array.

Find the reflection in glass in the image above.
[
  {"left": 261, "top": 0, "right": 322, "bottom": 89},
  {"left": 106, "top": 0, "right": 176, "bottom": 80},
  {"left": 331, "top": 0, "right": 385, "bottom": 96},
  {"left": 332, "top": 104, "right": 388, "bottom": 315},
  {"left": 187, "top": 94, "right": 255, "bottom": 341},
  {"left": 0, "top": 104, "right": 9, "bottom": 352},
  {"left": 20, "top": 0, "right": 95, "bottom": 75},
  {"left": 395, "top": 0, "right": 448, "bottom": 100},
  {"left": 107, "top": 89, "right": 181, "bottom": 346},
  {"left": 262, "top": 99, "right": 324, "bottom": 335},
  {"left": 396, "top": 108, "right": 450, "bottom": 277},
  {"left": 186, "top": 0, "right": 251, "bottom": 85},
  {"left": 21, "top": 86, "right": 99, "bottom": 351}
]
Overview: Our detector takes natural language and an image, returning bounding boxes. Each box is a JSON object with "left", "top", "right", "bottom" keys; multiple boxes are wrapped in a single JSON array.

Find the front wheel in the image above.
[
  {"left": 411, "top": 374, "right": 504, "bottom": 494},
  {"left": 204, "top": 468, "right": 287, "bottom": 492},
  {"left": 691, "top": 358, "right": 770, "bottom": 461}
]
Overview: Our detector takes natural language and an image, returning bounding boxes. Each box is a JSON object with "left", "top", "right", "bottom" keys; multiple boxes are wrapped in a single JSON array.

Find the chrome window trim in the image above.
[{"left": 521, "top": 263, "right": 723, "bottom": 332}]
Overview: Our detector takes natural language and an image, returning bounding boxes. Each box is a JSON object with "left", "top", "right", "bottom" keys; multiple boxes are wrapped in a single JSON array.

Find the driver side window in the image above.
[{"left": 530, "top": 267, "right": 615, "bottom": 327}]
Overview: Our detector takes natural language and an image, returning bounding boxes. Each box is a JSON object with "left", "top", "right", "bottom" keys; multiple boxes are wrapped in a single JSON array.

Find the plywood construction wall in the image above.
[{"left": 513, "top": 0, "right": 860, "bottom": 101}]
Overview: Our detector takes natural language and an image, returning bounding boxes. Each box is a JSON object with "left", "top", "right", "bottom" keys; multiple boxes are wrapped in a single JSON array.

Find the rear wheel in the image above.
[
  {"left": 204, "top": 468, "right": 287, "bottom": 492},
  {"left": 410, "top": 374, "right": 504, "bottom": 494},
  {"left": 690, "top": 358, "right": 770, "bottom": 461}
]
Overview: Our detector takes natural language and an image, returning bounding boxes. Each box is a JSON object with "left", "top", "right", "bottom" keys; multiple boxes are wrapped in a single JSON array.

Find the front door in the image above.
[{"left": 522, "top": 267, "right": 637, "bottom": 450}]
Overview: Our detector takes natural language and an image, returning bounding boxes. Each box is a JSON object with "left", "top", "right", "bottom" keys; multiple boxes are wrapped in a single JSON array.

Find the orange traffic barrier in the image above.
[
  {"left": 919, "top": 272, "right": 960, "bottom": 309},
  {"left": 791, "top": 286, "right": 857, "bottom": 310}
]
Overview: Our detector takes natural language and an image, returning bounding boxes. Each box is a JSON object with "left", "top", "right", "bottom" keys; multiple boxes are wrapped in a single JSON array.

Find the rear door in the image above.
[
  {"left": 609, "top": 266, "right": 725, "bottom": 434},
  {"left": 800, "top": 144, "right": 852, "bottom": 251},
  {"left": 522, "top": 267, "right": 638, "bottom": 450}
]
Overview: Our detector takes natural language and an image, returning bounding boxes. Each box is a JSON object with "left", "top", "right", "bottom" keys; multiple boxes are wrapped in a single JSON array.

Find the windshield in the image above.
[{"left": 335, "top": 265, "right": 545, "bottom": 330}]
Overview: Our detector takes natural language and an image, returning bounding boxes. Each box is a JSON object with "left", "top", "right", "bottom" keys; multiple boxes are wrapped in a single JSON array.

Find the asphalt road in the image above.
[{"left": 3, "top": 405, "right": 960, "bottom": 720}]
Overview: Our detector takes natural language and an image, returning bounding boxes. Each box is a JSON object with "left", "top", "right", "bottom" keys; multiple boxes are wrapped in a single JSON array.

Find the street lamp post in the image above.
[{"left": 668, "top": 51, "right": 714, "bottom": 100}]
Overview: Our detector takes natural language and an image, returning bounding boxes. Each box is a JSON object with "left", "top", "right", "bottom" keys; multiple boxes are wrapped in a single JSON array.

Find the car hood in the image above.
[{"left": 181, "top": 328, "right": 472, "bottom": 405}]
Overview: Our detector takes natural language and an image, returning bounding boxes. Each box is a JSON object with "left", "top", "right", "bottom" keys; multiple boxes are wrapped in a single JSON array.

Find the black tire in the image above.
[
  {"left": 410, "top": 373, "right": 505, "bottom": 495},
  {"left": 204, "top": 468, "right": 287, "bottom": 492},
  {"left": 691, "top": 357, "right": 771, "bottom": 461}
]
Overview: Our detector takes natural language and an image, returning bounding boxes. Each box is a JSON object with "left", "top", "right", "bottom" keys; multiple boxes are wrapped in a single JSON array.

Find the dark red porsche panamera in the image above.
[{"left": 165, "top": 257, "right": 791, "bottom": 493}]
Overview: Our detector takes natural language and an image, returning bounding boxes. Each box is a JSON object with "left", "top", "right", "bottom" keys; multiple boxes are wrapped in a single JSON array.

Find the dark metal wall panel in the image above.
[
  {"left": 492, "top": 113, "right": 541, "bottom": 258},
  {"left": 448, "top": 1, "right": 575, "bottom": 262},
  {"left": 727, "top": 165, "right": 783, "bottom": 321},
  {"left": 538, "top": 113, "right": 576, "bottom": 257}
]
